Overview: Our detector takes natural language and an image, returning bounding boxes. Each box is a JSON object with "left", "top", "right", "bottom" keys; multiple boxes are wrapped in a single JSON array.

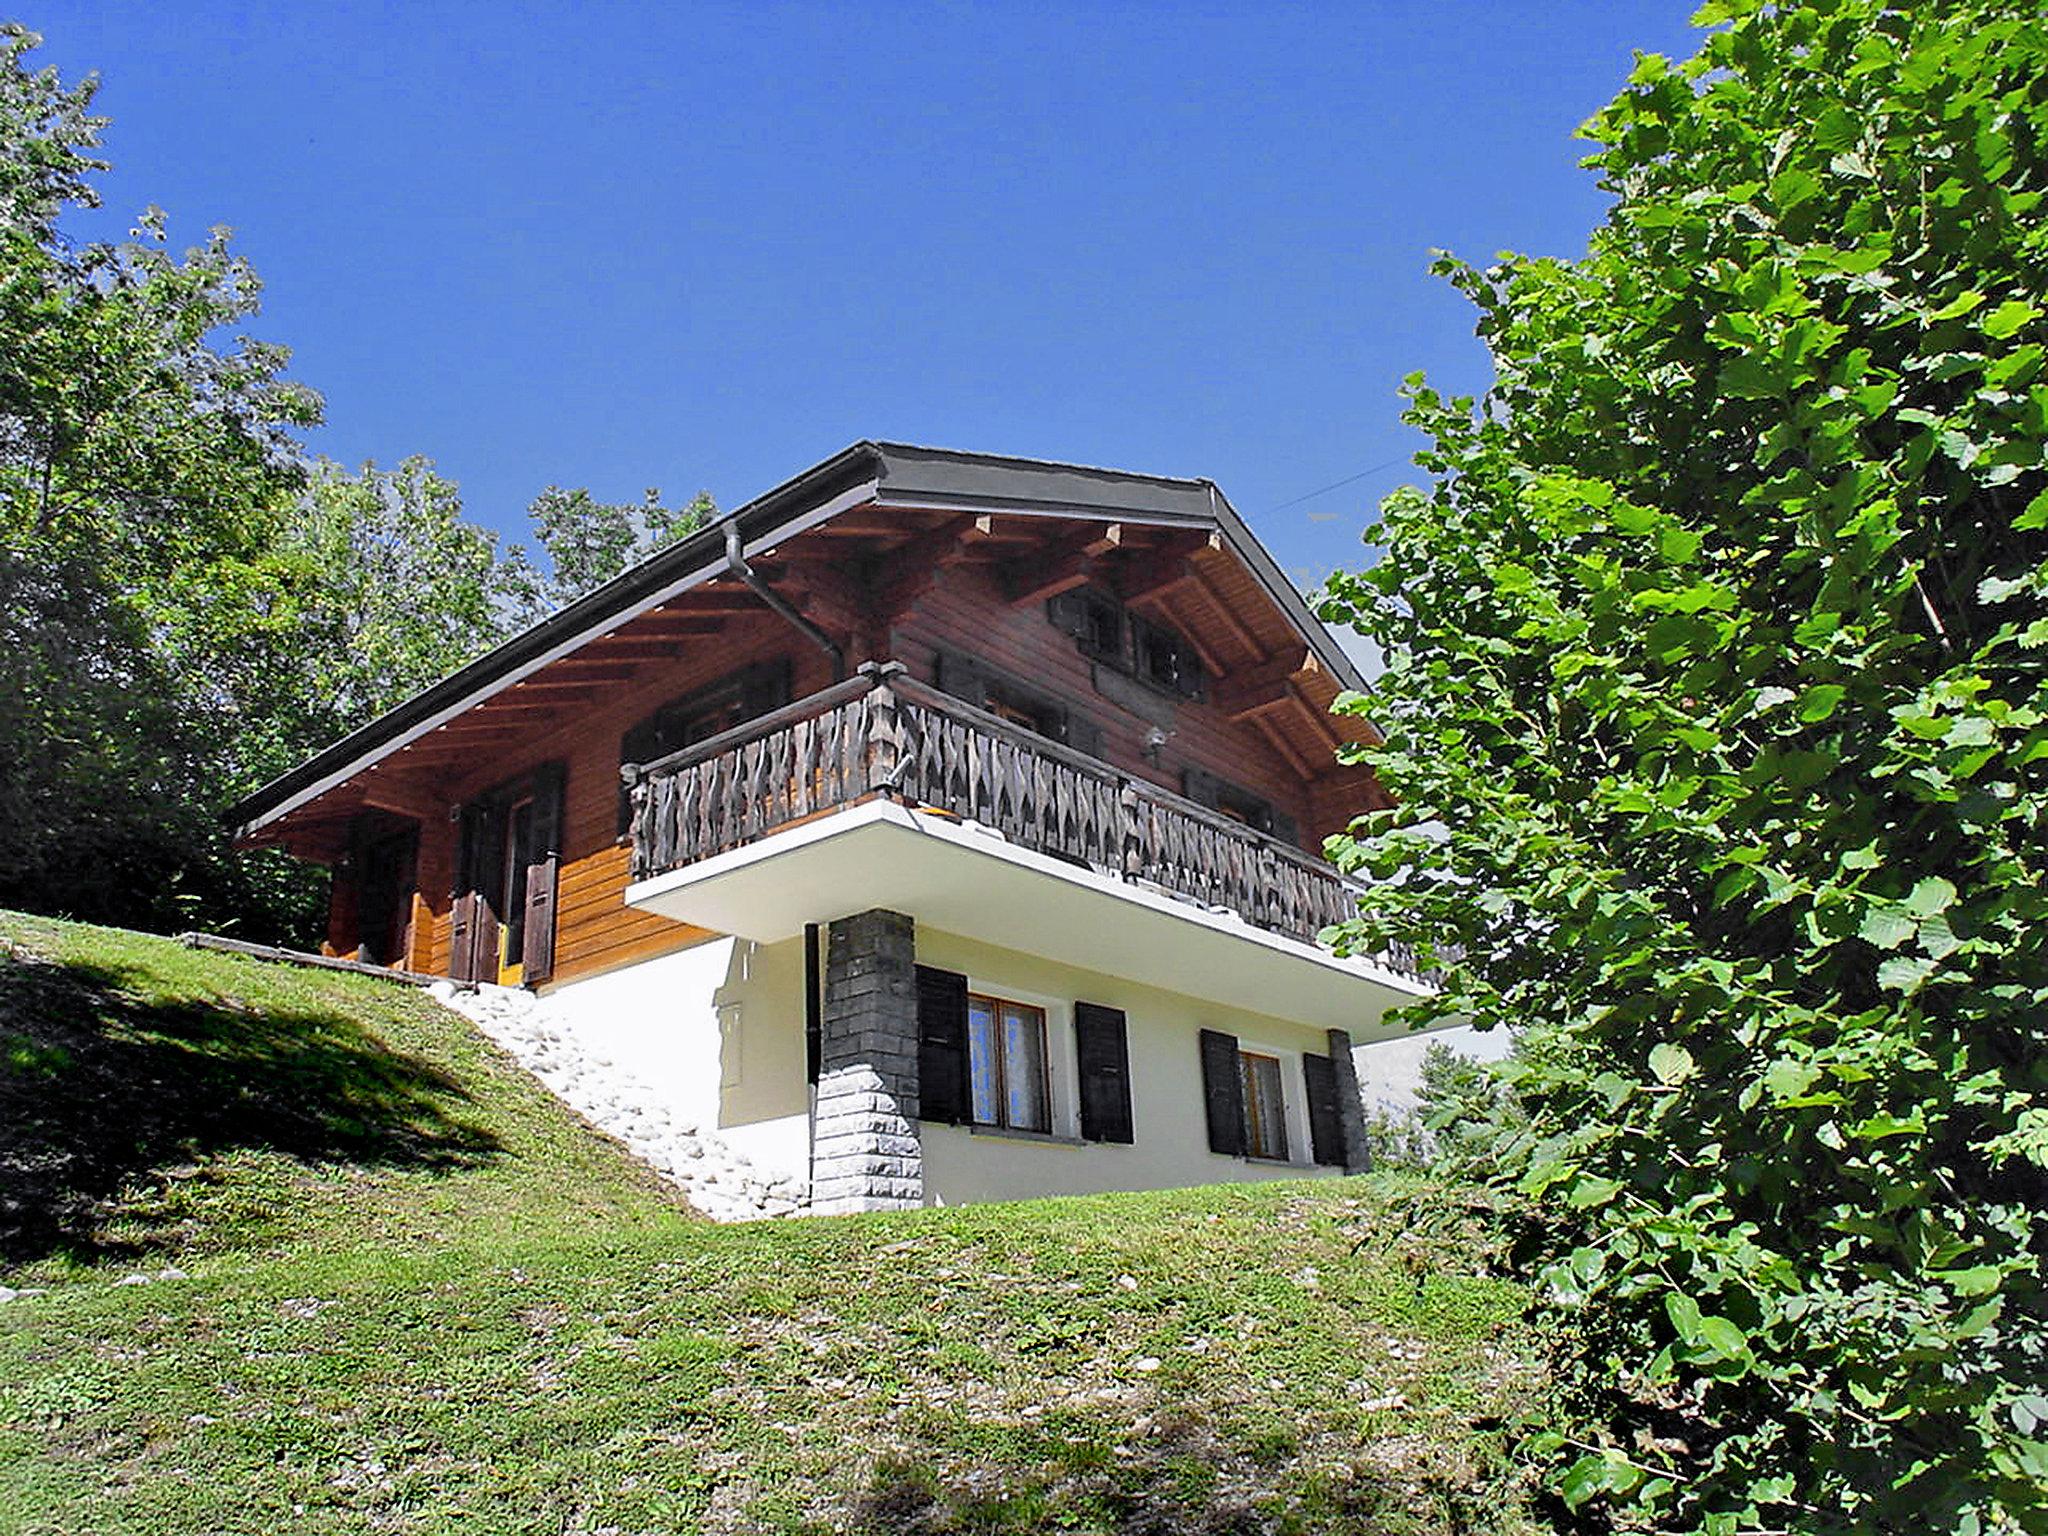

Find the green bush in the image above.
[{"left": 1323, "top": 2, "right": 2048, "bottom": 1530}]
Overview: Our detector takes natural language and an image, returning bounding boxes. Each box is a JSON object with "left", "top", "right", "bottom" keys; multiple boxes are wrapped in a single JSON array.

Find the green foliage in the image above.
[
  {"left": 0, "top": 28, "right": 717, "bottom": 943},
  {"left": 0, "top": 24, "right": 323, "bottom": 939},
  {"left": 1322, "top": 3, "right": 2047, "bottom": 1530},
  {"left": 1361, "top": 1043, "right": 1529, "bottom": 1174},
  {"left": 525, "top": 482, "right": 712, "bottom": 610}
]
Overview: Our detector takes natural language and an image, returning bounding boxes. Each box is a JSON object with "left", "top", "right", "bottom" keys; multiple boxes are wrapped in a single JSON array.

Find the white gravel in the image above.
[{"left": 428, "top": 981, "right": 807, "bottom": 1222}]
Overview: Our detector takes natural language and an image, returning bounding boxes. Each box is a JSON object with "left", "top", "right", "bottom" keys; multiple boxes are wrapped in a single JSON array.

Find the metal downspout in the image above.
[{"left": 723, "top": 519, "right": 846, "bottom": 681}]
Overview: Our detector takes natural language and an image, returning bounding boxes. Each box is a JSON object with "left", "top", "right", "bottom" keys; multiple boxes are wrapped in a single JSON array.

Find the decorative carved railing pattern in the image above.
[{"left": 625, "top": 662, "right": 1419, "bottom": 979}]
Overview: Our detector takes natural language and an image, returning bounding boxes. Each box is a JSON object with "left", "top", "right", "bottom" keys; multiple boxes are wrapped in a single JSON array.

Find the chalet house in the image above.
[{"left": 230, "top": 443, "right": 1429, "bottom": 1215}]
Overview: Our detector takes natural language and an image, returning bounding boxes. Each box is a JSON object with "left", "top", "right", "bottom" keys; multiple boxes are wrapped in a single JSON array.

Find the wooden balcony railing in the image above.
[{"left": 624, "top": 661, "right": 1419, "bottom": 980}]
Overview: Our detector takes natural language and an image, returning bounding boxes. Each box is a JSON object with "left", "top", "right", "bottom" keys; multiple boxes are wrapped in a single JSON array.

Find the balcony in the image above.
[{"left": 622, "top": 662, "right": 1425, "bottom": 1010}]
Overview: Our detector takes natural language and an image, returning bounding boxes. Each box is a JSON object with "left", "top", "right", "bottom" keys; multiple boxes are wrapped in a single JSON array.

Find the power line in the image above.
[{"left": 1263, "top": 455, "right": 1409, "bottom": 516}]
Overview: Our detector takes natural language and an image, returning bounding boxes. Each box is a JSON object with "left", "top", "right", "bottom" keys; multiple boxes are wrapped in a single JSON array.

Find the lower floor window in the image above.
[
  {"left": 967, "top": 994, "right": 1050, "bottom": 1132},
  {"left": 1238, "top": 1051, "right": 1289, "bottom": 1160}
]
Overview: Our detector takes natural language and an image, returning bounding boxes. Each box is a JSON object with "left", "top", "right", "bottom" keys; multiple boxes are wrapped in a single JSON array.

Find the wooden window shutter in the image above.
[
  {"left": 448, "top": 801, "right": 488, "bottom": 984},
  {"left": 933, "top": 650, "right": 989, "bottom": 709},
  {"left": 915, "top": 965, "right": 971, "bottom": 1125},
  {"left": 1046, "top": 590, "right": 1088, "bottom": 639},
  {"left": 1062, "top": 712, "right": 1105, "bottom": 760},
  {"left": 1074, "top": 1002, "right": 1133, "bottom": 1144},
  {"left": 741, "top": 657, "right": 793, "bottom": 717},
  {"left": 1302, "top": 1053, "right": 1345, "bottom": 1167},
  {"left": 1182, "top": 767, "right": 1222, "bottom": 810},
  {"left": 1199, "top": 1028, "right": 1245, "bottom": 1156},
  {"left": 521, "top": 761, "right": 567, "bottom": 986}
]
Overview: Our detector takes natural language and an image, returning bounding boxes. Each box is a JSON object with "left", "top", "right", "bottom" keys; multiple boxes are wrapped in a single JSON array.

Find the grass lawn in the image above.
[{"left": 0, "top": 911, "right": 1543, "bottom": 1535}]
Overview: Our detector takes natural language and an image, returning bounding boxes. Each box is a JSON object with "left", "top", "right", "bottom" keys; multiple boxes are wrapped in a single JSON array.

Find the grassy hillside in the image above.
[{"left": 0, "top": 912, "right": 1543, "bottom": 1536}]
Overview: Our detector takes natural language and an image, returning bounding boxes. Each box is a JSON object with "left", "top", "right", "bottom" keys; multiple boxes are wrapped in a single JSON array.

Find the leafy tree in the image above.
[
  {"left": 0, "top": 25, "right": 320, "bottom": 937},
  {"left": 525, "top": 483, "right": 712, "bottom": 613},
  {"left": 1323, "top": 2, "right": 2046, "bottom": 1530},
  {"left": 1358, "top": 1043, "right": 1528, "bottom": 1173}
]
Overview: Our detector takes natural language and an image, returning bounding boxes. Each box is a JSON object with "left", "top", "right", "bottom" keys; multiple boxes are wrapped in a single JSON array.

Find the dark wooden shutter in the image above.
[
  {"left": 1046, "top": 590, "right": 1088, "bottom": 639},
  {"left": 449, "top": 802, "right": 487, "bottom": 983},
  {"left": 740, "top": 658, "right": 793, "bottom": 718},
  {"left": 1199, "top": 1027, "right": 1245, "bottom": 1156},
  {"left": 1182, "top": 767, "right": 1222, "bottom": 810},
  {"left": 1075, "top": 1003, "right": 1133, "bottom": 1143},
  {"left": 1063, "top": 712, "right": 1105, "bottom": 761},
  {"left": 1303, "top": 1053, "right": 1344, "bottom": 1167},
  {"left": 1268, "top": 810, "right": 1300, "bottom": 849},
  {"left": 915, "top": 964, "right": 971, "bottom": 1125},
  {"left": 521, "top": 762, "right": 566, "bottom": 986},
  {"left": 933, "top": 649, "right": 989, "bottom": 708}
]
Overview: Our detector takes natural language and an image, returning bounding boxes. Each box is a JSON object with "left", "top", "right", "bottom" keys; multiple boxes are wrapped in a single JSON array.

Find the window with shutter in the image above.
[
  {"left": 915, "top": 965, "right": 971, "bottom": 1125},
  {"left": 1047, "top": 588, "right": 1126, "bottom": 664},
  {"left": 1182, "top": 767, "right": 1286, "bottom": 837},
  {"left": 1132, "top": 614, "right": 1204, "bottom": 699},
  {"left": 1199, "top": 1028, "right": 1246, "bottom": 1156},
  {"left": 1302, "top": 1052, "right": 1345, "bottom": 1167},
  {"left": 1199, "top": 1030, "right": 1303, "bottom": 1161},
  {"left": 932, "top": 648, "right": 1105, "bottom": 762},
  {"left": 451, "top": 763, "right": 565, "bottom": 988},
  {"left": 617, "top": 660, "right": 792, "bottom": 834},
  {"left": 1074, "top": 1003, "right": 1133, "bottom": 1144}
]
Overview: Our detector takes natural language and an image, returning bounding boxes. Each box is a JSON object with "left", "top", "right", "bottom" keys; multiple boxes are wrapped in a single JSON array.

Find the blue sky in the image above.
[{"left": 31, "top": 2, "right": 1699, "bottom": 589}]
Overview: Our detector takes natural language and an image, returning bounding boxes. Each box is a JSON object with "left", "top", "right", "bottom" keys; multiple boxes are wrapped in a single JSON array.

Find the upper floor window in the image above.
[
  {"left": 933, "top": 649, "right": 1103, "bottom": 758},
  {"left": 618, "top": 659, "right": 791, "bottom": 833},
  {"left": 1132, "top": 614, "right": 1204, "bottom": 700},
  {"left": 1182, "top": 767, "right": 1296, "bottom": 846},
  {"left": 1048, "top": 587, "right": 1126, "bottom": 663}
]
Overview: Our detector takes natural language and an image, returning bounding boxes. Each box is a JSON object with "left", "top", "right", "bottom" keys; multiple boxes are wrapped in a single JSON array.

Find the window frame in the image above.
[
  {"left": 965, "top": 990, "right": 1054, "bottom": 1134},
  {"left": 1237, "top": 1049, "right": 1290, "bottom": 1162},
  {"left": 1130, "top": 613, "right": 1205, "bottom": 700}
]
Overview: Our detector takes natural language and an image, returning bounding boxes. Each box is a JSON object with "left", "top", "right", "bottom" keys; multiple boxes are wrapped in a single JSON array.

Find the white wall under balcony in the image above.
[{"left": 623, "top": 798, "right": 1425, "bottom": 1037}]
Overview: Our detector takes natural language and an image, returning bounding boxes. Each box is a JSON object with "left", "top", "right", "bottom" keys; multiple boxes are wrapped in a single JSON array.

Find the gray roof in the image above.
[{"left": 229, "top": 441, "right": 1360, "bottom": 836}]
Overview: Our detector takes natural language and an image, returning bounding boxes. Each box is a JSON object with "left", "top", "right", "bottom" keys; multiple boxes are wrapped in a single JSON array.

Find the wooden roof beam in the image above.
[
  {"left": 1113, "top": 529, "right": 1220, "bottom": 605},
  {"left": 1003, "top": 523, "right": 1123, "bottom": 606},
  {"left": 1249, "top": 710, "right": 1316, "bottom": 780},
  {"left": 579, "top": 638, "right": 687, "bottom": 661},
  {"left": 874, "top": 515, "right": 984, "bottom": 615},
  {"left": 1289, "top": 685, "right": 1347, "bottom": 755},
  {"left": 1185, "top": 563, "right": 1267, "bottom": 664},
  {"left": 1210, "top": 648, "right": 1318, "bottom": 717},
  {"left": 538, "top": 661, "right": 641, "bottom": 682}
]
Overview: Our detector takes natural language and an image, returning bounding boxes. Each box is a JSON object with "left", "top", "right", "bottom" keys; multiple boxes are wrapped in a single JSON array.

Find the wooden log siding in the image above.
[{"left": 626, "top": 663, "right": 1413, "bottom": 977}]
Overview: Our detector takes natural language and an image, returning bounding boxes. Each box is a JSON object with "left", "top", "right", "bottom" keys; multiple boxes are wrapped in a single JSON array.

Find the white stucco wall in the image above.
[
  {"left": 538, "top": 922, "right": 1403, "bottom": 1212},
  {"left": 540, "top": 935, "right": 813, "bottom": 1187},
  {"left": 911, "top": 929, "right": 1353, "bottom": 1207}
]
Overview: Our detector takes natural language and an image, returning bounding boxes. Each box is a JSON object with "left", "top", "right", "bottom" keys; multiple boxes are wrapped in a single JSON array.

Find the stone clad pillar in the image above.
[
  {"left": 808, "top": 909, "right": 923, "bottom": 1213},
  {"left": 1328, "top": 1027, "right": 1375, "bottom": 1174}
]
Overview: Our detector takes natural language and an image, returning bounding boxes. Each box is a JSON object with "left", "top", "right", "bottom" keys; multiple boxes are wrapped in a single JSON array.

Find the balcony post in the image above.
[{"left": 808, "top": 909, "right": 923, "bottom": 1213}]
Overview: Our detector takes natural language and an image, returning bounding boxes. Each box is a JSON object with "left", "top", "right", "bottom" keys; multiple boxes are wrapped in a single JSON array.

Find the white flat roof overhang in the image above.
[{"left": 624, "top": 799, "right": 1429, "bottom": 1037}]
